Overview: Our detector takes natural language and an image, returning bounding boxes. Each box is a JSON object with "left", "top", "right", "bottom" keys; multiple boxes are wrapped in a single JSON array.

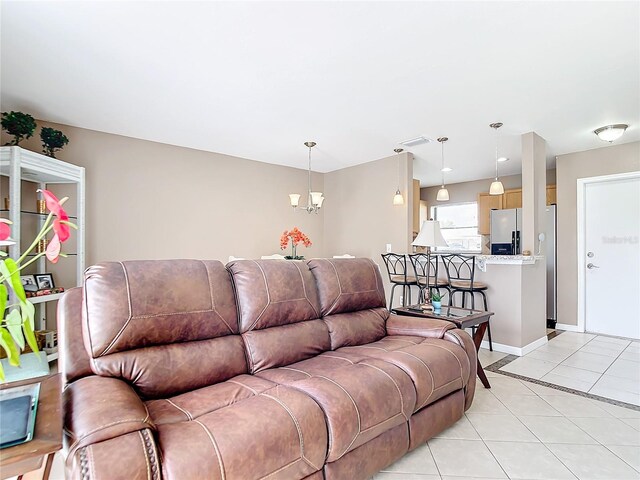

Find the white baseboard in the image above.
[
  {"left": 555, "top": 323, "right": 583, "bottom": 333},
  {"left": 479, "top": 335, "right": 548, "bottom": 357}
]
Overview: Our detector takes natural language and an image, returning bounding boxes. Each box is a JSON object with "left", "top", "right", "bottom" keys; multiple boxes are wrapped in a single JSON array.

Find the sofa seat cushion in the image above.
[
  {"left": 146, "top": 374, "right": 276, "bottom": 426},
  {"left": 257, "top": 353, "right": 416, "bottom": 463},
  {"left": 338, "top": 335, "right": 471, "bottom": 412},
  {"left": 156, "top": 385, "right": 327, "bottom": 480}
]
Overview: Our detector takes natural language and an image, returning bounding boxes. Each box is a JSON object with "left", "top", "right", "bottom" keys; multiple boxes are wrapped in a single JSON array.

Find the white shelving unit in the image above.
[{"left": 1, "top": 146, "right": 85, "bottom": 363}]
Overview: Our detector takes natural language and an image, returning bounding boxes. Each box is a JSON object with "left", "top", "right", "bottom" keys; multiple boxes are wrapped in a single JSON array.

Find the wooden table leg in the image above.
[{"left": 473, "top": 322, "right": 491, "bottom": 388}]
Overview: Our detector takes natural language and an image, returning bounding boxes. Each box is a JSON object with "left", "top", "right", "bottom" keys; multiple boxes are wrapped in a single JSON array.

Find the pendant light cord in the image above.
[
  {"left": 441, "top": 140, "right": 445, "bottom": 187},
  {"left": 308, "top": 145, "right": 312, "bottom": 203}
]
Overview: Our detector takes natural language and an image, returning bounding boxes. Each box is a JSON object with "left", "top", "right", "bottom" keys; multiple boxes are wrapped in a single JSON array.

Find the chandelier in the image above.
[{"left": 289, "top": 141, "right": 324, "bottom": 214}]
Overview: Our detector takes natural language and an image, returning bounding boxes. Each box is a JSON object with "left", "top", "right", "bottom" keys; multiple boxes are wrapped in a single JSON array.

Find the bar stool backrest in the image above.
[
  {"left": 408, "top": 253, "right": 431, "bottom": 286},
  {"left": 440, "top": 254, "right": 476, "bottom": 290},
  {"left": 380, "top": 253, "right": 410, "bottom": 283}
]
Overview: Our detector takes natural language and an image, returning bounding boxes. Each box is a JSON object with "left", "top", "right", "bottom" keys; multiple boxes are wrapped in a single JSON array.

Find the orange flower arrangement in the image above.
[{"left": 280, "top": 227, "right": 312, "bottom": 260}]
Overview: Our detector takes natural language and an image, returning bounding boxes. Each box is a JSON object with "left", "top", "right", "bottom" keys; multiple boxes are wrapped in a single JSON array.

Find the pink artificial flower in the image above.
[
  {"left": 0, "top": 218, "right": 11, "bottom": 241},
  {"left": 37, "top": 189, "right": 70, "bottom": 242},
  {"left": 45, "top": 234, "right": 61, "bottom": 264}
]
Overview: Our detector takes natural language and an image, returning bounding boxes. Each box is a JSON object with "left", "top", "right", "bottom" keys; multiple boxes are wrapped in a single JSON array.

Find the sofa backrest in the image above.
[
  {"left": 82, "top": 260, "right": 243, "bottom": 399},
  {"left": 307, "top": 258, "right": 388, "bottom": 349},
  {"left": 227, "top": 259, "right": 330, "bottom": 373}
]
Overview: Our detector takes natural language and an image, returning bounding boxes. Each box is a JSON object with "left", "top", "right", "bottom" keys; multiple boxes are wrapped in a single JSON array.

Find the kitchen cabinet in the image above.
[
  {"left": 546, "top": 185, "right": 556, "bottom": 205},
  {"left": 478, "top": 193, "right": 503, "bottom": 235},
  {"left": 503, "top": 189, "right": 522, "bottom": 209}
]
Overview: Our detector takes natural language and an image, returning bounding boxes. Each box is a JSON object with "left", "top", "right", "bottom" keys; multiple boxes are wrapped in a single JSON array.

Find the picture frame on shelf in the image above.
[
  {"left": 35, "top": 273, "right": 55, "bottom": 290},
  {"left": 20, "top": 274, "right": 38, "bottom": 292}
]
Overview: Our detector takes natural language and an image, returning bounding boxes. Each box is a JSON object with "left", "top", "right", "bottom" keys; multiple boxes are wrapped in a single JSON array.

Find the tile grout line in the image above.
[
  {"left": 461, "top": 401, "right": 512, "bottom": 479},
  {"left": 600, "top": 444, "right": 640, "bottom": 474},
  {"left": 485, "top": 378, "right": 581, "bottom": 480},
  {"left": 424, "top": 441, "right": 443, "bottom": 480}
]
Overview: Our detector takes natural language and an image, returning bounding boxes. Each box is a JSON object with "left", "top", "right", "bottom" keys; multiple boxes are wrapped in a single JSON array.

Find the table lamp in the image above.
[{"left": 412, "top": 220, "right": 448, "bottom": 253}]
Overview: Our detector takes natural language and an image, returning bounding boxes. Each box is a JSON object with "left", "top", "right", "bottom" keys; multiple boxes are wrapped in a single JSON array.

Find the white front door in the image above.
[{"left": 584, "top": 174, "right": 640, "bottom": 339}]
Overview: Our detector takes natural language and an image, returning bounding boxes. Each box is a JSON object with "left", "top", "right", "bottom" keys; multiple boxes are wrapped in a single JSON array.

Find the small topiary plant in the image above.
[
  {"left": 1, "top": 111, "right": 37, "bottom": 146},
  {"left": 40, "top": 127, "right": 69, "bottom": 158}
]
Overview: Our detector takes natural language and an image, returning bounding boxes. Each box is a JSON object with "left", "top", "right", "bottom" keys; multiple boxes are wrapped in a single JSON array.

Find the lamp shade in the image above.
[
  {"left": 412, "top": 220, "right": 448, "bottom": 247},
  {"left": 489, "top": 180, "right": 504, "bottom": 195},
  {"left": 594, "top": 124, "right": 628, "bottom": 143},
  {"left": 436, "top": 187, "right": 450, "bottom": 201},
  {"left": 289, "top": 194, "right": 301, "bottom": 207},
  {"left": 393, "top": 189, "right": 404, "bottom": 205}
]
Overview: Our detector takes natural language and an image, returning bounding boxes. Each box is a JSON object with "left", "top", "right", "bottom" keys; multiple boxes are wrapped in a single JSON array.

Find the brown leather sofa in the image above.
[{"left": 60, "top": 258, "right": 476, "bottom": 480}]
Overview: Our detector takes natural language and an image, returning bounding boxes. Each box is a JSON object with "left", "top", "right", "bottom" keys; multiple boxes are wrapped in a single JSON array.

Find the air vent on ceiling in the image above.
[{"left": 399, "top": 136, "right": 433, "bottom": 147}]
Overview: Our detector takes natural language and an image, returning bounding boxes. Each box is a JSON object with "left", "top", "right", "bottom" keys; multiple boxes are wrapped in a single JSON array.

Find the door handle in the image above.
[{"left": 587, "top": 263, "right": 600, "bottom": 269}]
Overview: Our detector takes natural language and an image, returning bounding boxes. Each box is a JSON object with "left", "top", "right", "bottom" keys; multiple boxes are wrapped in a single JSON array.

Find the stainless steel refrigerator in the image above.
[
  {"left": 546, "top": 205, "right": 557, "bottom": 326},
  {"left": 490, "top": 208, "right": 522, "bottom": 255}
]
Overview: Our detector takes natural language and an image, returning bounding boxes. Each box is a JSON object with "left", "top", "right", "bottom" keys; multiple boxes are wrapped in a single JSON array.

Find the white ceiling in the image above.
[{"left": 1, "top": 1, "right": 638, "bottom": 186}]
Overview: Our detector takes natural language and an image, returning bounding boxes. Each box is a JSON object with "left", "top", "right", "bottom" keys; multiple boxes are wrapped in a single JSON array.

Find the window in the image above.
[{"left": 431, "top": 202, "right": 482, "bottom": 252}]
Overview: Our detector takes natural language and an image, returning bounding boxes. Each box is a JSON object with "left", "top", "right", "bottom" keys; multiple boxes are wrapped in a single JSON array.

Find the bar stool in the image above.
[
  {"left": 381, "top": 253, "right": 418, "bottom": 310},
  {"left": 440, "top": 253, "right": 493, "bottom": 351},
  {"left": 408, "top": 253, "right": 451, "bottom": 303}
]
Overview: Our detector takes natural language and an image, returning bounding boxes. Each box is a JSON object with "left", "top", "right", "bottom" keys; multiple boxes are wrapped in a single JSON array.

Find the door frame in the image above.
[{"left": 576, "top": 171, "right": 640, "bottom": 333}]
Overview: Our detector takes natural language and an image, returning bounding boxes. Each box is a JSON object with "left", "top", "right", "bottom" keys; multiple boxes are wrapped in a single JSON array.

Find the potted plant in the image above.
[
  {"left": 431, "top": 291, "right": 442, "bottom": 311},
  {"left": 1, "top": 111, "right": 36, "bottom": 146},
  {"left": 40, "top": 127, "right": 69, "bottom": 158},
  {"left": 280, "top": 227, "right": 312, "bottom": 260}
]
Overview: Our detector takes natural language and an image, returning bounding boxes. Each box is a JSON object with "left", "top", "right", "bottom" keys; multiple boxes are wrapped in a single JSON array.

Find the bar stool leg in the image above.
[
  {"left": 389, "top": 284, "right": 397, "bottom": 310},
  {"left": 479, "top": 290, "right": 492, "bottom": 351}
]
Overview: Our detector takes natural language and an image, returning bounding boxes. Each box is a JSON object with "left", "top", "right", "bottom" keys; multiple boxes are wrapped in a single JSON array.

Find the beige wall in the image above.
[
  {"left": 421, "top": 170, "right": 556, "bottom": 207},
  {"left": 2, "top": 122, "right": 326, "bottom": 265},
  {"left": 556, "top": 141, "right": 640, "bottom": 326},
  {"left": 323, "top": 152, "right": 413, "bottom": 301}
]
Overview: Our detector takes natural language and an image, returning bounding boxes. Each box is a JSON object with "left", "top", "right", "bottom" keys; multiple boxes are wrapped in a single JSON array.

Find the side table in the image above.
[
  {"left": 393, "top": 306, "right": 493, "bottom": 388},
  {"left": 0, "top": 375, "right": 62, "bottom": 480}
]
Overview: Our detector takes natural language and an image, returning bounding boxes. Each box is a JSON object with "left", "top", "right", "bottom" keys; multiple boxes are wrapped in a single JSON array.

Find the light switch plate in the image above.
[{"left": 386, "top": 244, "right": 392, "bottom": 253}]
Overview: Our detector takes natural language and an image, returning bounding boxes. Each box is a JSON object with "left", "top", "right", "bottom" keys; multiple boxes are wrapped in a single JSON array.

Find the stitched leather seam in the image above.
[
  {"left": 82, "top": 278, "right": 97, "bottom": 361},
  {"left": 447, "top": 331, "right": 472, "bottom": 384},
  {"left": 100, "top": 263, "right": 134, "bottom": 357},
  {"left": 68, "top": 418, "right": 150, "bottom": 453},
  {"left": 165, "top": 399, "right": 192, "bottom": 420},
  {"left": 418, "top": 378, "right": 463, "bottom": 410},
  {"left": 138, "top": 431, "right": 152, "bottom": 480},
  {"left": 360, "top": 362, "right": 409, "bottom": 420},
  {"left": 141, "top": 429, "right": 160, "bottom": 480},
  {"left": 259, "top": 457, "right": 303, "bottom": 479},
  {"left": 194, "top": 420, "right": 226, "bottom": 480},
  {"left": 227, "top": 379, "right": 259, "bottom": 395},
  {"left": 279, "top": 366, "right": 312, "bottom": 377},
  {"left": 320, "top": 354, "right": 355, "bottom": 364},
  {"left": 315, "top": 375, "right": 361, "bottom": 459},
  {"left": 325, "top": 261, "right": 343, "bottom": 315},
  {"left": 359, "top": 412, "right": 404, "bottom": 434},
  {"left": 128, "top": 309, "right": 216, "bottom": 319},
  {"left": 199, "top": 260, "right": 234, "bottom": 335},
  {"left": 393, "top": 350, "right": 436, "bottom": 403},
  {"left": 246, "top": 261, "right": 271, "bottom": 332},
  {"left": 292, "top": 261, "right": 320, "bottom": 318},
  {"left": 423, "top": 343, "right": 464, "bottom": 377},
  {"left": 261, "top": 393, "right": 321, "bottom": 471},
  {"left": 79, "top": 447, "right": 89, "bottom": 480}
]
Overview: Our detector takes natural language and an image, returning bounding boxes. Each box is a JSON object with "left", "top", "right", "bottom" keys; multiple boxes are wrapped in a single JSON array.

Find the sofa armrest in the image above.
[
  {"left": 386, "top": 314, "right": 455, "bottom": 338},
  {"left": 64, "top": 376, "right": 154, "bottom": 460}
]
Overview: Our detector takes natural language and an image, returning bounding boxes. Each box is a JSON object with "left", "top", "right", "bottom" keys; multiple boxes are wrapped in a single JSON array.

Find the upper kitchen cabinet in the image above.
[
  {"left": 478, "top": 192, "right": 503, "bottom": 235},
  {"left": 546, "top": 185, "right": 557, "bottom": 205},
  {"left": 503, "top": 189, "right": 522, "bottom": 209}
]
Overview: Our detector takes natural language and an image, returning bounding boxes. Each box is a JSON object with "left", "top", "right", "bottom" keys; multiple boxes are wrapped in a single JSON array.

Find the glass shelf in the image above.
[
  {"left": 25, "top": 253, "right": 77, "bottom": 257},
  {"left": 0, "top": 209, "right": 78, "bottom": 220}
]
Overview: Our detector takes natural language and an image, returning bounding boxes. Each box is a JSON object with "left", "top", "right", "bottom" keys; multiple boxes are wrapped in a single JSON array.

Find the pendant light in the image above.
[
  {"left": 489, "top": 122, "right": 505, "bottom": 195},
  {"left": 392, "top": 148, "right": 404, "bottom": 205},
  {"left": 436, "top": 137, "right": 450, "bottom": 201},
  {"left": 289, "top": 141, "right": 324, "bottom": 213}
]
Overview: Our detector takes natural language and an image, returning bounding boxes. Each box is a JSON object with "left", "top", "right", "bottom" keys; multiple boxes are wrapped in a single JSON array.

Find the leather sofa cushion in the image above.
[
  {"left": 323, "top": 307, "right": 388, "bottom": 349},
  {"left": 227, "top": 260, "right": 321, "bottom": 332},
  {"left": 243, "top": 319, "right": 330, "bottom": 373},
  {"left": 307, "top": 258, "right": 386, "bottom": 316},
  {"left": 93, "top": 336, "right": 248, "bottom": 399},
  {"left": 338, "top": 335, "right": 470, "bottom": 411},
  {"left": 83, "top": 260, "right": 238, "bottom": 357},
  {"left": 256, "top": 352, "right": 416, "bottom": 463},
  {"left": 146, "top": 374, "right": 276, "bottom": 425},
  {"left": 156, "top": 385, "right": 327, "bottom": 479}
]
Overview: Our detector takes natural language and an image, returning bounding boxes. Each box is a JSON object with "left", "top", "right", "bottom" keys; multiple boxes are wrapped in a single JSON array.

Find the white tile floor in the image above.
[
  {"left": 499, "top": 332, "right": 640, "bottom": 406},
  {"left": 376, "top": 358, "right": 640, "bottom": 480}
]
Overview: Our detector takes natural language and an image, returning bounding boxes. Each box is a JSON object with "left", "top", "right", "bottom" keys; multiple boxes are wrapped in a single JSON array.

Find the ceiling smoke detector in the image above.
[{"left": 399, "top": 136, "right": 433, "bottom": 147}]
